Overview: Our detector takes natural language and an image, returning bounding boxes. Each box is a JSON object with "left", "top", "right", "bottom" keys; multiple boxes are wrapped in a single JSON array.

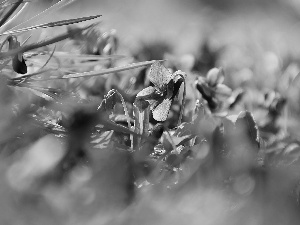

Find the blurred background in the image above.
[
  {"left": 15, "top": 0, "right": 300, "bottom": 56},
  {"left": 32, "top": 0, "right": 300, "bottom": 55}
]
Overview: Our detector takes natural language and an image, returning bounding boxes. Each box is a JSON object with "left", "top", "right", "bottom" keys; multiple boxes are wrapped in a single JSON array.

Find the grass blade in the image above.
[
  {"left": 6, "top": 0, "right": 77, "bottom": 31},
  {"left": 1, "top": 14, "right": 102, "bottom": 36},
  {"left": 0, "top": 0, "right": 23, "bottom": 27},
  {"left": 10, "top": 68, "right": 55, "bottom": 82},
  {"left": 50, "top": 52, "right": 126, "bottom": 60},
  {"left": 22, "top": 60, "right": 159, "bottom": 81},
  {"left": 59, "top": 60, "right": 163, "bottom": 79},
  {"left": 24, "top": 51, "right": 126, "bottom": 61},
  {"left": 37, "top": 45, "right": 56, "bottom": 71},
  {"left": 13, "top": 84, "right": 60, "bottom": 101},
  {"left": 0, "top": 0, "right": 29, "bottom": 8}
]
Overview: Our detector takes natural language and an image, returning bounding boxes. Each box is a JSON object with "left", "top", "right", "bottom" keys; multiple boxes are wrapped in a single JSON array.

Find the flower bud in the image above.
[{"left": 7, "top": 36, "right": 27, "bottom": 74}]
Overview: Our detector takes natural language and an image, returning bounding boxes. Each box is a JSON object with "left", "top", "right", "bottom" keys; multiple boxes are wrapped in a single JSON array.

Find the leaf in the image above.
[
  {"left": 173, "top": 122, "right": 194, "bottom": 137},
  {"left": 222, "top": 117, "right": 235, "bottom": 137},
  {"left": 19, "top": 86, "right": 59, "bottom": 101},
  {"left": 149, "top": 61, "right": 173, "bottom": 90},
  {"left": 235, "top": 111, "right": 260, "bottom": 149},
  {"left": 265, "top": 143, "right": 300, "bottom": 166},
  {"left": 171, "top": 135, "right": 193, "bottom": 146},
  {"left": 211, "top": 125, "right": 226, "bottom": 160},
  {"left": 165, "top": 153, "right": 181, "bottom": 168},
  {"left": 162, "top": 133, "right": 192, "bottom": 152},
  {"left": 92, "top": 130, "right": 114, "bottom": 149}
]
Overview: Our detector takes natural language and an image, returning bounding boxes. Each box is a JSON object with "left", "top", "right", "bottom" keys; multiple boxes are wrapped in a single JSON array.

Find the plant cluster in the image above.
[{"left": 0, "top": 1, "right": 300, "bottom": 225}]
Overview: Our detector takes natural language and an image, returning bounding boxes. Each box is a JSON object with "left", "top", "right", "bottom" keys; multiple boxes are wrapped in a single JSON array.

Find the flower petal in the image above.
[
  {"left": 149, "top": 61, "right": 173, "bottom": 89},
  {"left": 152, "top": 98, "right": 172, "bottom": 121}
]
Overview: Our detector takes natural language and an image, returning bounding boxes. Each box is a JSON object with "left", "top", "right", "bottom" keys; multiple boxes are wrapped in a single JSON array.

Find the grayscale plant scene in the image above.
[{"left": 1, "top": 0, "right": 300, "bottom": 224}]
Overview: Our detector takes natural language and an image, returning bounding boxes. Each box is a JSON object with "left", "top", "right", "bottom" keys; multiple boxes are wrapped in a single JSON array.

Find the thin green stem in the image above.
[
  {"left": 178, "top": 75, "right": 186, "bottom": 126},
  {"left": 111, "top": 89, "right": 132, "bottom": 130},
  {"left": 132, "top": 105, "right": 141, "bottom": 150}
]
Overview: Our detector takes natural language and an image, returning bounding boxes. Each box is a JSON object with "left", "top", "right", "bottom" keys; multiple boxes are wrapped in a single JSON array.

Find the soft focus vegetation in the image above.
[{"left": 1, "top": 0, "right": 300, "bottom": 225}]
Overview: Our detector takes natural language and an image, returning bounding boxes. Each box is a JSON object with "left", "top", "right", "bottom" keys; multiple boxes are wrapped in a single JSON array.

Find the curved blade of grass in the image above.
[
  {"left": 0, "top": 0, "right": 24, "bottom": 27},
  {"left": 0, "top": 1, "right": 27, "bottom": 21},
  {"left": 24, "top": 51, "right": 126, "bottom": 61},
  {"left": 0, "top": 14, "right": 102, "bottom": 36},
  {"left": 0, "top": 2, "right": 28, "bottom": 32},
  {"left": 10, "top": 68, "right": 56, "bottom": 83},
  {"left": 16, "top": 59, "right": 161, "bottom": 82},
  {"left": 25, "top": 56, "right": 121, "bottom": 72},
  {"left": 14, "top": 84, "right": 60, "bottom": 101},
  {"left": 51, "top": 52, "right": 126, "bottom": 60},
  {"left": 0, "top": 0, "right": 29, "bottom": 8},
  {"left": 11, "top": 67, "right": 83, "bottom": 82},
  {"left": 6, "top": 0, "right": 77, "bottom": 31},
  {"left": 0, "top": 24, "right": 94, "bottom": 60},
  {"left": 38, "top": 45, "right": 56, "bottom": 71},
  {"left": 26, "top": 87, "right": 59, "bottom": 101},
  {"left": 1, "top": 0, "right": 28, "bottom": 27},
  {"left": 59, "top": 60, "right": 163, "bottom": 79}
]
